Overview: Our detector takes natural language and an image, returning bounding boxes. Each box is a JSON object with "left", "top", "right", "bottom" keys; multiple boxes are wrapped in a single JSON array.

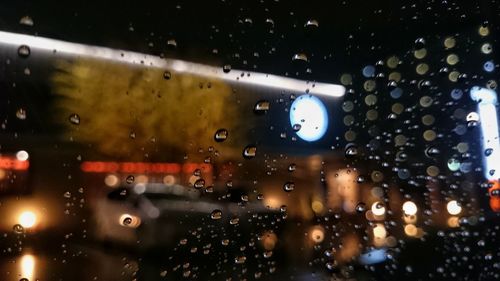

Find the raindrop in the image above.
[
  {"left": 292, "top": 53, "right": 308, "bottom": 62},
  {"left": 214, "top": 129, "right": 228, "bottom": 142},
  {"left": 304, "top": 19, "right": 319, "bottom": 28},
  {"left": 243, "top": 145, "right": 257, "bottom": 159},
  {"left": 485, "top": 148, "right": 493, "bottom": 156},
  {"left": 163, "top": 71, "right": 172, "bottom": 80},
  {"left": 13, "top": 224, "right": 24, "bottom": 234},
  {"left": 234, "top": 256, "right": 247, "bottom": 264},
  {"left": 19, "top": 16, "right": 34, "bottom": 26},
  {"left": 262, "top": 251, "right": 273, "bottom": 259},
  {"left": 122, "top": 217, "right": 132, "bottom": 225},
  {"left": 283, "top": 181, "right": 295, "bottom": 192},
  {"left": 356, "top": 202, "right": 366, "bottom": 213},
  {"left": 425, "top": 146, "right": 440, "bottom": 157},
  {"left": 345, "top": 145, "right": 358, "bottom": 158},
  {"left": 229, "top": 217, "right": 240, "bottom": 225},
  {"left": 210, "top": 209, "right": 222, "bottom": 220},
  {"left": 222, "top": 64, "right": 231, "bottom": 73},
  {"left": 18, "top": 45, "right": 30, "bottom": 58},
  {"left": 16, "top": 108, "right": 27, "bottom": 120},
  {"left": 68, "top": 113, "right": 80, "bottom": 125},
  {"left": 126, "top": 175, "right": 135, "bottom": 184},
  {"left": 292, "top": 123, "right": 302, "bottom": 131},
  {"left": 414, "top": 37, "right": 426, "bottom": 49},
  {"left": 288, "top": 163, "right": 296, "bottom": 172},
  {"left": 254, "top": 100, "right": 270, "bottom": 113},
  {"left": 167, "top": 39, "right": 177, "bottom": 48},
  {"left": 194, "top": 179, "right": 205, "bottom": 189}
]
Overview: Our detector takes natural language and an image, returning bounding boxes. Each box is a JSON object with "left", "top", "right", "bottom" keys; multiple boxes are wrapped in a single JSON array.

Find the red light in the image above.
[
  {"left": 80, "top": 161, "right": 209, "bottom": 174},
  {"left": 0, "top": 157, "right": 29, "bottom": 171}
]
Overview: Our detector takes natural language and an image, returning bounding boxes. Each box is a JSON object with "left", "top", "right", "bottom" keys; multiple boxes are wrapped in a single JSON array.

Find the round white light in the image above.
[
  {"left": 446, "top": 200, "right": 462, "bottom": 215},
  {"left": 371, "top": 202, "right": 386, "bottom": 216},
  {"left": 19, "top": 211, "right": 37, "bottom": 228},
  {"left": 16, "top": 150, "right": 29, "bottom": 161},
  {"left": 289, "top": 95, "right": 328, "bottom": 142},
  {"left": 402, "top": 201, "right": 418, "bottom": 216}
]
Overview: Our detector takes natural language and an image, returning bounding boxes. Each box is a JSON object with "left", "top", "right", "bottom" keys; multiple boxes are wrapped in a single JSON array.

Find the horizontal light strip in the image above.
[
  {"left": 0, "top": 30, "right": 345, "bottom": 98},
  {"left": 81, "top": 161, "right": 212, "bottom": 174}
]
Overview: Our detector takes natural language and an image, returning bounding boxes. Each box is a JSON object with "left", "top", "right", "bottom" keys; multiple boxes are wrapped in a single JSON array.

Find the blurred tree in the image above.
[{"left": 51, "top": 59, "right": 242, "bottom": 162}]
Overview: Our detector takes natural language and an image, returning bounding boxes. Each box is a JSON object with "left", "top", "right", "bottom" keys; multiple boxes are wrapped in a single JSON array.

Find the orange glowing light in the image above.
[
  {"left": 489, "top": 180, "right": 500, "bottom": 212},
  {"left": 0, "top": 157, "right": 30, "bottom": 170},
  {"left": 80, "top": 161, "right": 212, "bottom": 174}
]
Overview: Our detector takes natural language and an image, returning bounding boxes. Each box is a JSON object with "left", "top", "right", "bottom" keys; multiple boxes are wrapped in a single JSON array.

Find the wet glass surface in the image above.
[{"left": 1, "top": 1, "right": 500, "bottom": 280}]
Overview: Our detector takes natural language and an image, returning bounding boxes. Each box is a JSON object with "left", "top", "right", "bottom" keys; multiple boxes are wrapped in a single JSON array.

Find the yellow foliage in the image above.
[{"left": 51, "top": 59, "right": 240, "bottom": 161}]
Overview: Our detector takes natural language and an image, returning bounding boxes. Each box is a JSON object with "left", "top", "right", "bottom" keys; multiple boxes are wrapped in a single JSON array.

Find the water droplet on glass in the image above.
[
  {"left": 243, "top": 145, "right": 257, "bottom": 159},
  {"left": 19, "top": 16, "right": 34, "bottom": 26},
  {"left": 425, "top": 146, "right": 440, "bottom": 157},
  {"left": 167, "top": 39, "right": 177, "bottom": 48},
  {"left": 283, "top": 181, "right": 295, "bottom": 192},
  {"left": 13, "top": 224, "right": 24, "bottom": 234},
  {"left": 304, "top": 19, "right": 319, "bottom": 28},
  {"left": 210, "top": 209, "right": 222, "bottom": 220},
  {"left": 163, "top": 71, "right": 172, "bottom": 80},
  {"left": 292, "top": 123, "right": 301, "bottom": 131},
  {"left": 18, "top": 45, "right": 30, "bottom": 58},
  {"left": 68, "top": 113, "right": 80, "bottom": 125},
  {"left": 345, "top": 145, "right": 358, "bottom": 158},
  {"left": 229, "top": 217, "right": 240, "bottom": 225},
  {"left": 126, "top": 175, "right": 135, "bottom": 184},
  {"left": 234, "top": 256, "right": 247, "bottom": 264},
  {"left": 288, "top": 163, "right": 296, "bottom": 172},
  {"left": 292, "top": 53, "right": 308, "bottom": 62},
  {"left": 356, "top": 202, "right": 366, "bottom": 213},
  {"left": 485, "top": 148, "right": 493, "bottom": 157},
  {"left": 214, "top": 129, "right": 228, "bottom": 142},
  {"left": 194, "top": 179, "right": 205, "bottom": 189},
  {"left": 223, "top": 64, "right": 231, "bottom": 73},
  {"left": 254, "top": 100, "right": 270, "bottom": 113},
  {"left": 16, "top": 108, "right": 27, "bottom": 120},
  {"left": 356, "top": 176, "right": 365, "bottom": 183},
  {"left": 263, "top": 251, "right": 273, "bottom": 258},
  {"left": 63, "top": 191, "right": 71, "bottom": 198},
  {"left": 414, "top": 38, "right": 426, "bottom": 49},
  {"left": 122, "top": 217, "right": 132, "bottom": 225}
]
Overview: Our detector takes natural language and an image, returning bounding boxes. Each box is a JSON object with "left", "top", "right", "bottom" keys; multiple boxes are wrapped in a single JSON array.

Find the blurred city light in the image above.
[
  {"left": 404, "top": 224, "right": 418, "bottom": 236},
  {"left": 0, "top": 31, "right": 345, "bottom": 98},
  {"left": 104, "top": 174, "right": 119, "bottom": 187},
  {"left": 371, "top": 202, "right": 386, "bottom": 216},
  {"left": 402, "top": 201, "right": 418, "bottom": 216},
  {"left": 19, "top": 211, "right": 37, "bottom": 228},
  {"left": 470, "top": 87, "right": 500, "bottom": 180},
  {"left": 20, "top": 254, "right": 35, "bottom": 281},
  {"left": 310, "top": 226, "right": 325, "bottom": 243},
  {"left": 359, "top": 248, "right": 387, "bottom": 265},
  {"left": 289, "top": 95, "right": 328, "bottom": 142},
  {"left": 446, "top": 200, "right": 462, "bottom": 215},
  {"left": 16, "top": 150, "right": 29, "bottom": 161}
]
